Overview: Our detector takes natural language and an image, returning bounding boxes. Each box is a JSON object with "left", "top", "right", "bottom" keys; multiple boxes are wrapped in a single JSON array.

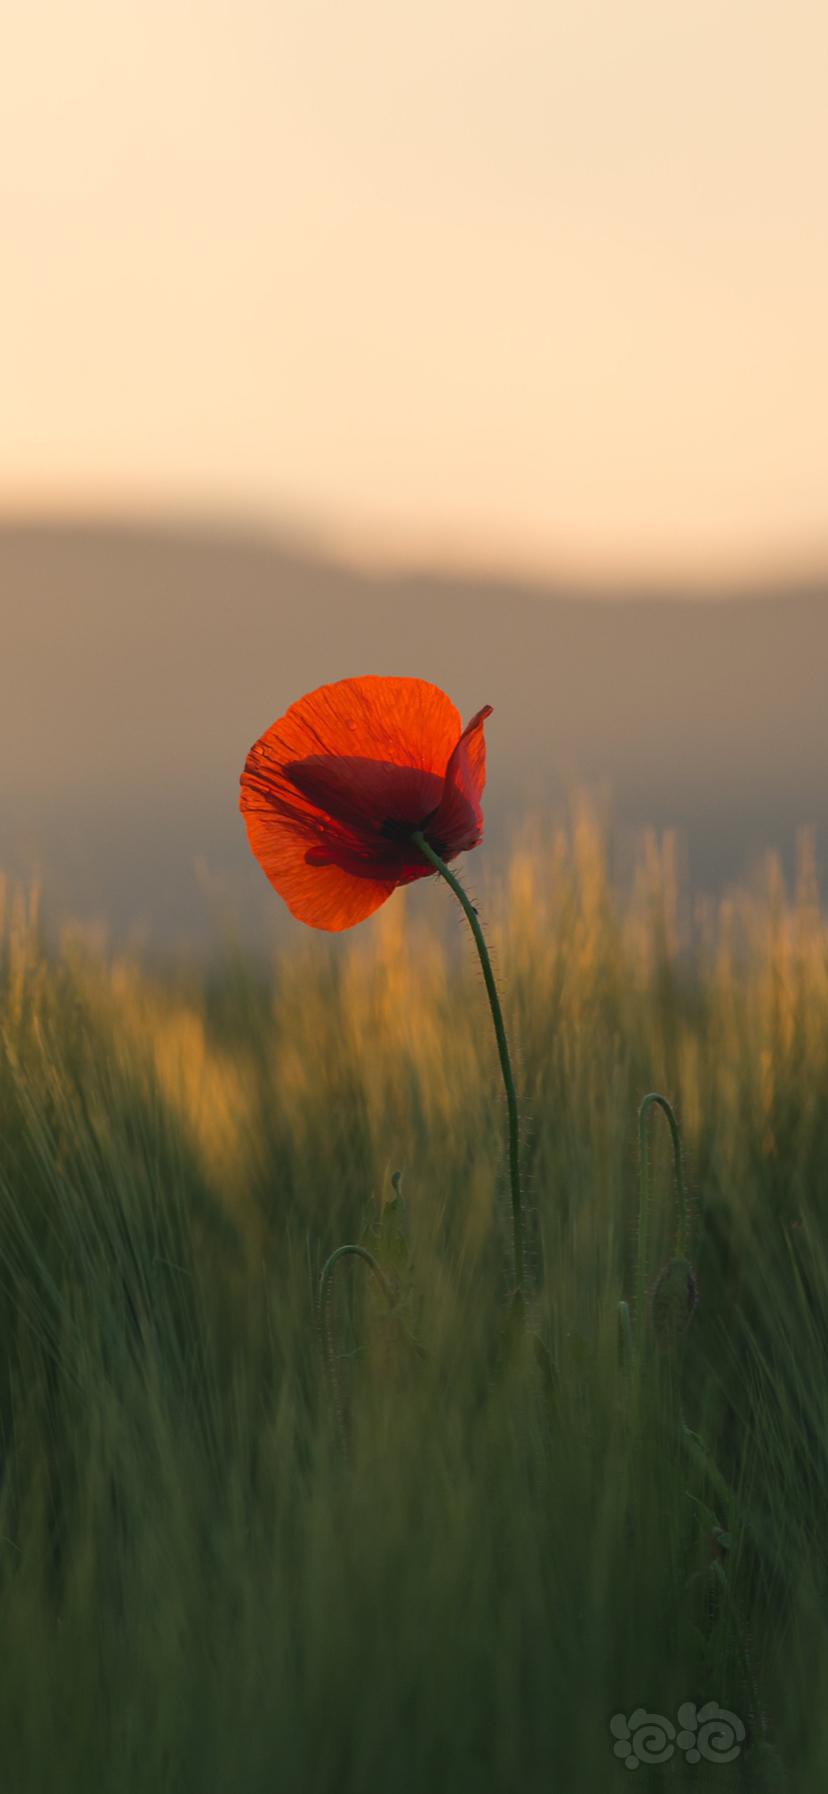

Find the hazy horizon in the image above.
[
  {"left": 3, "top": 514, "right": 826, "bottom": 948},
  {"left": 5, "top": 504, "right": 828, "bottom": 600}
]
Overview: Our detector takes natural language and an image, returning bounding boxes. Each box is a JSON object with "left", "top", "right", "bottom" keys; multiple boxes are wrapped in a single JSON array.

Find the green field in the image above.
[{"left": 1, "top": 817, "right": 825, "bottom": 1790}]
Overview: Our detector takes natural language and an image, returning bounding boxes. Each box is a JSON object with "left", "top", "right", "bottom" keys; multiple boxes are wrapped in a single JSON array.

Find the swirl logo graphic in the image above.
[
  {"left": 676, "top": 1701, "right": 746, "bottom": 1763},
  {"left": 609, "top": 1710, "right": 676, "bottom": 1768},
  {"left": 610, "top": 1700, "right": 745, "bottom": 1769}
]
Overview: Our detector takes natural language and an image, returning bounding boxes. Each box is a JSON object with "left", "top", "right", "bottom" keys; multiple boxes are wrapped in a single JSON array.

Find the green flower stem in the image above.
[
  {"left": 317, "top": 1244, "right": 398, "bottom": 1453},
  {"left": 411, "top": 831, "right": 524, "bottom": 1297},
  {"left": 635, "top": 1092, "right": 690, "bottom": 1335},
  {"left": 318, "top": 1243, "right": 397, "bottom": 1318}
]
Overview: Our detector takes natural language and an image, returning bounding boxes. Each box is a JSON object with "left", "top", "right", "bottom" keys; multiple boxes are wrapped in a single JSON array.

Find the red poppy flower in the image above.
[{"left": 239, "top": 676, "right": 492, "bottom": 930}]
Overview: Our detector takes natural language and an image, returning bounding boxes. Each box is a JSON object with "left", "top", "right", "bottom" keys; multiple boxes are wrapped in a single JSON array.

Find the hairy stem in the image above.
[{"left": 411, "top": 831, "right": 524, "bottom": 1297}]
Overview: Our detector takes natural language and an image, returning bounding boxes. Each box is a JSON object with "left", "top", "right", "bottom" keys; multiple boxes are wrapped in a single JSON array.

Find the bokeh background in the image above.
[{"left": 2, "top": 0, "right": 827, "bottom": 943}]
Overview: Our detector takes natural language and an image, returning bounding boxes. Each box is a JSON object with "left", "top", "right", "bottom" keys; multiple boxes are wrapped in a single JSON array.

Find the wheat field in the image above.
[{"left": 0, "top": 815, "right": 825, "bottom": 1791}]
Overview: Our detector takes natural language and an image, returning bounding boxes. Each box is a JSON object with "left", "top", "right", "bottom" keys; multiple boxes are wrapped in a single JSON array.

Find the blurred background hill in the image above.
[{"left": 2, "top": 517, "right": 826, "bottom": 946}]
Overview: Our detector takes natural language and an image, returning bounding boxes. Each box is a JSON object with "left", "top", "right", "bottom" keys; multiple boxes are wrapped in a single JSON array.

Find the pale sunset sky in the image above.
[{"left": 2, "top": 0, "right": 827, "bottom": 583}]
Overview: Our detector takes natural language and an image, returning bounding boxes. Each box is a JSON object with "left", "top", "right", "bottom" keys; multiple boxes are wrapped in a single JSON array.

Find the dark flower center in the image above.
[
  {"left": 381, "top": 815, "right": 423, "bottom": 842},
  {"left": 381, "top": 811, "right": 445, "bottom": 856}
]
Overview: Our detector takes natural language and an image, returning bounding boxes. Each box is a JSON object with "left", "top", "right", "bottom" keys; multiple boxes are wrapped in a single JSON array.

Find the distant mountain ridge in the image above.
[{"left": 2, "top": 517, "right": 827, "bottom": 943}]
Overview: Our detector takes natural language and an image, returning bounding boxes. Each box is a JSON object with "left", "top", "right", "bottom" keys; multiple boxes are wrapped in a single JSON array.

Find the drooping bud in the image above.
[{"left": 650, "top": 1255, "right": 698, "bottom": 1350}]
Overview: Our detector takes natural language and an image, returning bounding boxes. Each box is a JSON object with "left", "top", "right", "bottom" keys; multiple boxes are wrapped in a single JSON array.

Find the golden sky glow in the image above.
[{"left": 2, "top": 0, "right": 827, "bottom": 581}]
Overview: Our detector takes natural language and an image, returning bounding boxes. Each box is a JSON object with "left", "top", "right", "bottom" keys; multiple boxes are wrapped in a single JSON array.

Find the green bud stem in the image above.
[{"left": 635, "top": 1091, "right": 691, "bottom": 1341}]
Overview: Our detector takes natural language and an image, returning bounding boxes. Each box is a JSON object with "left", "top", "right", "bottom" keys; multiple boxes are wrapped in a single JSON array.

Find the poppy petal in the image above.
[
  {"left": 239, "top": 676, "right": 471, "bottom": 930},
  {"left": 242, "top": 802, "right": 398, "bottom": 930},
  {"left": 283, "top": 754, "right": 443, "bottom": 837},
  {"left": 249, "top": 676, "right": 462, "bottom": 786},
  {"left": 428, "top": 705, "right": 492, "bottom": 858}
]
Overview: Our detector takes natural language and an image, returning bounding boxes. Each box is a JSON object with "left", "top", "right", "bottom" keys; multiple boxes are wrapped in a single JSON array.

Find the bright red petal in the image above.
[
  {"left": 249, "top": 676, "right": 462, "bottom": 785},
  {"left": 242, "top": 804, "right": 397, "bottom": 929}
]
